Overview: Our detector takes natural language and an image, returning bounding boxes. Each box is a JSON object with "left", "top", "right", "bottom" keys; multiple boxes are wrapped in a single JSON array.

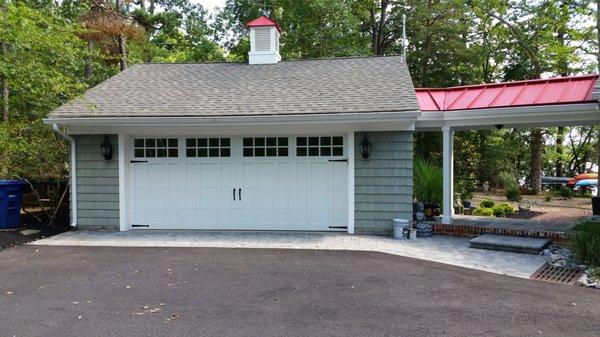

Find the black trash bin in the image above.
[{"left": 592, "top": 196, "right": 600, "bottom": 216}]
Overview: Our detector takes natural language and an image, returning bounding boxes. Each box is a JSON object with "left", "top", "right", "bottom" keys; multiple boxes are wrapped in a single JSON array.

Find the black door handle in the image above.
[
  {"left": 233, "top": 188, "right": 236, "bottom": 201},
  {"left": 130, "top": 160, "right": 148, "bottom": 163},
  {"left": 239, "top": 188, "right": 242, "bottom": 201}
]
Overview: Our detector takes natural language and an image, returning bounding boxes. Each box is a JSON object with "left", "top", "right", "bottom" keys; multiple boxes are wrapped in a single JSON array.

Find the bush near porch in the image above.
[{"left": 570, "top": 219, "right": 600, "bottom": 267}]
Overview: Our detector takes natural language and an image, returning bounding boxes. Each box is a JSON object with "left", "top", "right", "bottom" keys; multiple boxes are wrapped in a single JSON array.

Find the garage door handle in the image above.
[
  {"left": 233, "top": 188, "right": 236, "bottom": 201},
  {"left": 239, "top": 188, "right": 242, "bottom": 201},
  {"left": 130, "top": 160, "right": 148, "bottom": 163}
]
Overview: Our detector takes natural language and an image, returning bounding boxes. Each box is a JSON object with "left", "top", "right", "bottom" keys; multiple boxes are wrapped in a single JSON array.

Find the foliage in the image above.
[
  {"left": 556, "top": 186, "right": 574, "bottom": 198},
  {"left": 569, "top": 219, "right": 600, "bottom": 267},
  {"left": 413, "top": 157, "right": 443, "bottom": 206},
  {"left": 492, "top": 203, "right": 515, "bottom": 217},
  {"left": 479, "top": 199, "right": 495, "bottom": 208},
  {"left": 589, "top": 267, "right": 600, "bottom": 279},
  {"left": 498, "top": 171, "right": 521, "bottom": 202},
  {"left": 472, "top": 207, "right": 494, "bottom": 217},
  {"left": 0, "top": 2, "right": 85, "bottom": 179}
]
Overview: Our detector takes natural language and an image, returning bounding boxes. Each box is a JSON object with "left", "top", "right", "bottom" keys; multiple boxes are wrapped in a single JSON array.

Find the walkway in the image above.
[
  {"left": 431, "top": 213, "right": 587, "bottom": 243},
  {"left": 32, "top": 231, "right": 548, "bottom": 279}
]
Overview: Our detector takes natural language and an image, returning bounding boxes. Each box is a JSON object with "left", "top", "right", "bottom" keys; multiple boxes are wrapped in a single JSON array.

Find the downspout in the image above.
[{"left": 52, "top": 124, "right": 77, "bottom": 227}]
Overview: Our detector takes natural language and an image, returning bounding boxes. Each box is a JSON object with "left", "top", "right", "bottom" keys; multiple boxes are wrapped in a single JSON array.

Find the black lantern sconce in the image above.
[
  {"left": 359, "top": 132, "right": 372, "bottom": 159},
  {"left": 100, "top": 136, "right": 113, "bottom": 160}
]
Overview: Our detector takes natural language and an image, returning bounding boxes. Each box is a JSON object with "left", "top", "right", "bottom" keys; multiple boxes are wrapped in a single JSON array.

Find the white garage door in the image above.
[{"left": 129, "top": 136, "right": 348, "bottom": 231}]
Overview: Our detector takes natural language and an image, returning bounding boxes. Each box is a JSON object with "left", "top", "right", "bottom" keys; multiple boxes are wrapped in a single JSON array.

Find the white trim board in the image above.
[{"left": 415, "top": 103, "right": 600, "bottom": 130}]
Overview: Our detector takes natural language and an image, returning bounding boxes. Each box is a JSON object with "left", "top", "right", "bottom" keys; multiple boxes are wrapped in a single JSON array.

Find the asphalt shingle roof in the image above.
[{"left": 49, "top": 56, "right": 418, "bottom": 118}]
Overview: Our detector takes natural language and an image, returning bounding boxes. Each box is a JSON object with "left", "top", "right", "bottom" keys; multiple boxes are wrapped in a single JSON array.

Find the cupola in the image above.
[{"left": 246, "top": 16, "right": 281, "bottom": 65}]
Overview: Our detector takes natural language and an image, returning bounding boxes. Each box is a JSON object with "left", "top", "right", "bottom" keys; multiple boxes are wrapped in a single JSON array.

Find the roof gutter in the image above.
[
  {"left": 51, "top": 124, "right": 77, "bottom": 228},
  {"left": 43, "top": 110, "right": 421, "bottom": 126}
]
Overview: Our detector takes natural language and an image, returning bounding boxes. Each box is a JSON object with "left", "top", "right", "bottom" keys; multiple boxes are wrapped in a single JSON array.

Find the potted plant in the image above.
[{"left": 413, "top": 157, "right": 443, "bottom": 221}]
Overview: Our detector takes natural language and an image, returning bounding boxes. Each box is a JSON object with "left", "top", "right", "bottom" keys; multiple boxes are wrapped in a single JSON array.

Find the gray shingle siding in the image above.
[
  {"left": 73, "top": 135, "right": 119, "bottom": 230},
  {"left": 354, "top": 131, "right": 413, "bottom": 235}
]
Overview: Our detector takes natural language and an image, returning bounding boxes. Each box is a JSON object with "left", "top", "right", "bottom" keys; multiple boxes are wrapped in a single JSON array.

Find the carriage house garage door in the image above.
[{"left": 129, "top": 135, "right": 349, "bottom": 231}]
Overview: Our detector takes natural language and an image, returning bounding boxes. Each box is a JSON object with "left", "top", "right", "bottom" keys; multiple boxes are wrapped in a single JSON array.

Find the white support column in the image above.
[
  {"left": 118, "top": 134, "right": 130, "bottom": 231},
  {"left": 347, "top": 132, "right": 355, "bottom": 234},
  {"left": 442, "top": 126, "right": 454, "bottom": 225}
]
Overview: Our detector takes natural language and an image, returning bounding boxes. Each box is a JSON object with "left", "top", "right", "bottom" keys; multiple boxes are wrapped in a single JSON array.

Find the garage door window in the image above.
[
  {"left": 296, "top": 136, "right": 343, "bottom": 157},
  {"left": 243, "top": 137, "right": 288, "bottom": 157},
  {"left": 186, "top": 138, "right": 230, "bottom": 157},
  {"left": 134, "top": 138, "right": 178, "bottom": 158}
]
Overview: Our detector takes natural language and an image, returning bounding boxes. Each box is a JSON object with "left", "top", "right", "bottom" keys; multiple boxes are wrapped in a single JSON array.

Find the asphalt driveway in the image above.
[{"left": 0, "top": 246, "right": 598, "bottom": 337}]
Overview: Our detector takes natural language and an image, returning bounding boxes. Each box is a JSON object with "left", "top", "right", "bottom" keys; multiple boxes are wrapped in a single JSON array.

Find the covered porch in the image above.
[{"left": 415, "top": 75, "right": 600, "bottom": 228}]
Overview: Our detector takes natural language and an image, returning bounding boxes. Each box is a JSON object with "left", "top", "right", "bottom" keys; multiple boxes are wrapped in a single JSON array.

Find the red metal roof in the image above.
[
  {"left": 246, "top": 16, "right": 282, "bottom": 33},
  {"left": 416, "top": 75, "right": 599, "bottom": 111}
]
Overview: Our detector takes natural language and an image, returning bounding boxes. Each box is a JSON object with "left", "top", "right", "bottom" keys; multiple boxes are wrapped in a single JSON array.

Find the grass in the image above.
[
  {"left": 413, "top": 157, "right": 443, "bottom": 206},
  {"left": 569, "top": 219, "right": 600, "bottom": 267}
]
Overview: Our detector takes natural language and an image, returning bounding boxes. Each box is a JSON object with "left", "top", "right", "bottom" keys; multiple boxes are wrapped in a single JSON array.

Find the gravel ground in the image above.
[{"left": 0, "top": 245, "right": 599, "bottom": 337}]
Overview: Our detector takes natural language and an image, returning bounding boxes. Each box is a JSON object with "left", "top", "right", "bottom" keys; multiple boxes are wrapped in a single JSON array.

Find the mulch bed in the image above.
[
  {"left": 0, "top": 208, "right": 70, "bottom": 251},
  {"left": 506, "top": 210, "right": 546, "bottom": 220}
]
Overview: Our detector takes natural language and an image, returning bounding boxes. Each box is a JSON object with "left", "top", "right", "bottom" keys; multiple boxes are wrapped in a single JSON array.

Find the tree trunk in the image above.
[
  {"left": 530, "top": 129, "right": 543, "bottom": 194},
  {"left": 1, "top": 0, "right": 7, "bottom": 123},
  {"left": 556, "top": 127, "right": 565, "bottom": 177},
  {"left": 597, "top": 0, "right": 600, "bottom": 196},
  {"left": 115, "top": 0, "right": 127, "bottom": 71}
]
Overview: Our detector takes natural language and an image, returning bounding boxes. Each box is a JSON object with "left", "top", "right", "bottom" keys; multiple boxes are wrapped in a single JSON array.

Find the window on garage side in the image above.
[
  {"left": 134, "top": 138, "right": 178, "bottom": 158},
  {"left": 243, "top": 137, "right": 288, "bottom": 157},
  {"left": 186, "top": 138, "right": 230, "bottom": 157},
  {"left": 296, "top": 136, "right": 343, "bottom": 157}
]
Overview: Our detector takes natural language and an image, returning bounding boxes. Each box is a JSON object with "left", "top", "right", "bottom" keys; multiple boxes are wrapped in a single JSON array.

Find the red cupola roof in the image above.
[{"left": 246, "top": 15, "right": 282, "bottom": 33}]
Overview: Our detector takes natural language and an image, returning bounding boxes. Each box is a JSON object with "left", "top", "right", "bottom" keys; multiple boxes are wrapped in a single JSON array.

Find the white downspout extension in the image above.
[
  {"left": 442, "top": 126, "right": 454, "bottom": 225},
  {"left": 52, "top": 124, "right": 77, "bottom": 227}
]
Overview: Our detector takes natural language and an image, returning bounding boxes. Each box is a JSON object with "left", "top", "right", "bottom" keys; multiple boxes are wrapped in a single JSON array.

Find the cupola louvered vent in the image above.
[
  {"left": 246, "top": 16, "right": 281, "bottom": 65},
  {"left": 254, "top": 28, "right": 271, "bottom": 52}
]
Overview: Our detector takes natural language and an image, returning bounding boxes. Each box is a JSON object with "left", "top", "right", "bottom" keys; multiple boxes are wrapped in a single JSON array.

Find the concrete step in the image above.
[{"left": 469, "top": 234, "right": 551, "bottom": 254}]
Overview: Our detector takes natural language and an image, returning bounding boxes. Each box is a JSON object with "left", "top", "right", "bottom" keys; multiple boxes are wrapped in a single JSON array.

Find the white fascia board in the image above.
[
  {"left": 415, "top": 103, "right": 600, "bottom": 130},
  {"left": 44, "top": 110, "right": 419, "bottom": 127}
]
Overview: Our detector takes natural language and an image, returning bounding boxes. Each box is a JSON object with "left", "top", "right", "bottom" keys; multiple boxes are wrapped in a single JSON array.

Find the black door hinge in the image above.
[
  {"left": 130, "top": 160, "right": 148, "bottom": 163},
  {"left": 131, "top": 224, "right": 150, "bottom": 228},
  {"left": 329, "top": 226, "right": 348, "bottom": 229},
  {"left": 328, "top": 159, "right": 348, "bottom": 163}
]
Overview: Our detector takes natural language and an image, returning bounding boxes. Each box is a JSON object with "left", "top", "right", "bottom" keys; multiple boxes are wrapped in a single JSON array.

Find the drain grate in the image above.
[{"left": 531, "top": 263, "right": 583, "bottom": 284}]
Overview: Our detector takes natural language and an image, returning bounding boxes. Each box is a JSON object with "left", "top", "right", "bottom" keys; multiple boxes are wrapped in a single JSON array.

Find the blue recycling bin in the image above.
[{"left": 0, "top": 180, "right": 27, "bottom": 229}]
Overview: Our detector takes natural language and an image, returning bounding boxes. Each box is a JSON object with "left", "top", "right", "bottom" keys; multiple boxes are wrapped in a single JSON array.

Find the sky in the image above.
[{"left": 193, "top": 0, "right": 226, "bottom": 11}]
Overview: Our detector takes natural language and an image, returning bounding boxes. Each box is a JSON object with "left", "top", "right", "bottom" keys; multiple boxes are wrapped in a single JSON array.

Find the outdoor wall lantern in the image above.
[
  {"left": 100, "top": 136, "right": 113, "bottom": 160},
  {"left": 359, "top": 132, "right": 372, "bottom": 159}
]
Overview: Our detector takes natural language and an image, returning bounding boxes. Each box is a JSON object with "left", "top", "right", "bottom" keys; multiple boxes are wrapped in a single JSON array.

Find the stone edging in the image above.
[{"left": 432, "top": 223, "right": 570, "bottom": 244}]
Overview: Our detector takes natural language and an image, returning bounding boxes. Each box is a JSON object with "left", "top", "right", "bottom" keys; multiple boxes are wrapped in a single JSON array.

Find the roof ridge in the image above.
[
  {"left": 136, "top": 55, "right": 405, "bottom": 66},
  {"left": 415, "top": 74, "right": 600, "bottom": 91}
]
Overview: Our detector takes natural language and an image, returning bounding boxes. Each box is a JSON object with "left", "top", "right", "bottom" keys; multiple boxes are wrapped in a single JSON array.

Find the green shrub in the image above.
[
  {"left": 557, "top": 186, "right": 573, "bottom": 198},
  {"left": 499, "top": 171, "right": 521, "bottom": 201},
  {"left": 505, "top": 186, "right": 522, "bottom": 202},
  {"left": 492, "top": 203, "right": 515, "bottom": 217},
  {"left": 569, "top": 219, "right": 600, "bottom": 267},
  {"left": 479, "top": 199, "right": 495, "bottom": 208},
  {"left": 543, "top": 194, "right": 552, "bottom": 202},
  {"left": 413, "top": 157, "right": 443, "bottom": 205},
  {"left": 472, "top": 207, "right": 494, "bottom": 217},
  {"left": 589, "top": 267, "right": 600, "bottom": 279}
]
